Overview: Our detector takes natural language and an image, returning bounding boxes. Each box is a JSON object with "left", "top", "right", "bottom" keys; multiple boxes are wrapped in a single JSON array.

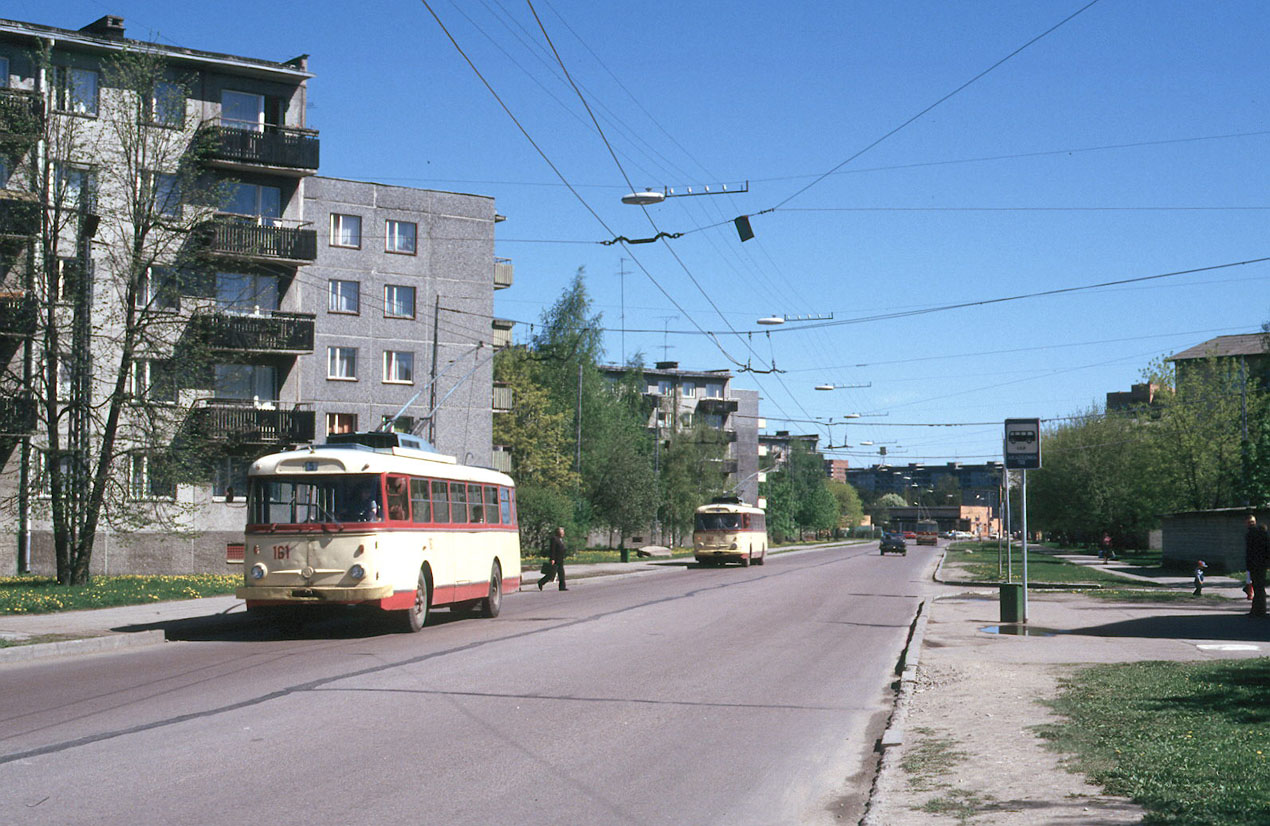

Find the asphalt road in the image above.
[{"left": 0, "top": 542, "right": 937, "bottom": 825}]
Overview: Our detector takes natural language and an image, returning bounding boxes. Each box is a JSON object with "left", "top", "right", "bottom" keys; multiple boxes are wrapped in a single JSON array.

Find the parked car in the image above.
[
  {"left": 903, "top": 531, "right": 917, "bottom": 540},
  {"left": 880, "top": 533, "right": 907, "bottom": 555}
]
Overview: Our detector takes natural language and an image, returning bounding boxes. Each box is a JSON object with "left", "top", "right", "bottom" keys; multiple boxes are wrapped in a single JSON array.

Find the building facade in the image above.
[{"left": 0, "top": 16, "right": 507, "bottom": 575}]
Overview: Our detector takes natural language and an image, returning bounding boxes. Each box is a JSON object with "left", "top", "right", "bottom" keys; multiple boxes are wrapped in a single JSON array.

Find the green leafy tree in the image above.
[
  {"left": 870, "top": 493, "right": 908, "bottom": 528},
  {"left": 492, "top": 348, "right": 577, "bottom": 491},
  {"left": 827, "top": 480, "right": 865, "bottom": 532},
  {"left": 657, "top": 422, "right": 728, "bottom": 546},
  {"left": 515, "top": 485, "right": 577, "bottom": 557}
]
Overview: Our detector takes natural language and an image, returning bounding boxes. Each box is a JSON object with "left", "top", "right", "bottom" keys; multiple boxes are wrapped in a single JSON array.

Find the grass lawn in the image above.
[
  {"left": 0, "top": 574, "right": 240, "bottom": 615},
  {"left": 946, "top": 541, "right": 1169, "bottom": 587},
  {"left": 1038, "top": 658, "right": 1270, "bottom": 826}
]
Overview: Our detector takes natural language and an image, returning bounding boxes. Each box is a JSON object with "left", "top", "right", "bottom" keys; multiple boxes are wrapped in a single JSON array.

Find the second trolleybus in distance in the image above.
[
  {"left": 915, "top": 519, "right": 939, "bottom": 546},
  {"left": 236, "top": 431, "right": 520, "bottom": 632},
  {"left": 693, "top": 497, "right": 768, "bottom": 567}
]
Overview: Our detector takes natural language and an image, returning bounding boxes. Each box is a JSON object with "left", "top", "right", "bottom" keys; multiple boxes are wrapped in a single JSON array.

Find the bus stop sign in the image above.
[{"left": 1004, "top": 418, "right": 1041, "bottom": 469}]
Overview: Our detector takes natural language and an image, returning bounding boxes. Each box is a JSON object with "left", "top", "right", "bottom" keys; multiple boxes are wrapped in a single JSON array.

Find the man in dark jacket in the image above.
[
  {"left": 538, "top": 526, "right": 569, "bottom": 591},
  {"left": 1246, "top": 515, "right": 1267, "bottom": 617}
]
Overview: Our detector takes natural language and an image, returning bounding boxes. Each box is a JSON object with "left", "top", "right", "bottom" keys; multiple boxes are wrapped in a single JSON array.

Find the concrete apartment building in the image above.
[
  {"left": 0, "top": 15, "right": 508, "bottom": 574},
  {"left": 600, "top": 361, "right": 761, "bottom": 508}
]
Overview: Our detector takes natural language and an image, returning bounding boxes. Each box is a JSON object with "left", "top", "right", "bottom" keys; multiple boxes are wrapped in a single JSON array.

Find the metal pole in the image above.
[
  {"left": 1005, "top": 469, "right": 1013, "bottom": 581},
  {"left": 575, "top": 362, "right": 582, "bottom": 472},
  {"left": 428, "top": 296, "right": 439, "bottom": 444},
  {"left": 1021, "top": 470, "right": 1029, "bottom": 623}
]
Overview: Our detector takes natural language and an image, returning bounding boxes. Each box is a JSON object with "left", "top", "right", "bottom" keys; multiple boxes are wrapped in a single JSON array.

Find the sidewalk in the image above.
[{"left": 864, "top": 551, "right": 1270, "bottom": 825}]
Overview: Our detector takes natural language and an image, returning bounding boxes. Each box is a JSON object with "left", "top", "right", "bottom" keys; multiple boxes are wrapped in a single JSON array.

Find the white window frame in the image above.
[
  {"left": 148, "top": 170, "right": 181, "bottom": 218},
  {"left": 131, "top": 359, "right": 176, "bottom": 404},
  {"left": 328, "top": 279, "right": 360, "bottom": 314},
  {"left": 137, "top": 266, "right": 180, "bottom": 313},
  {"left": 131, "top": 454, "right": 176, "bottom": 500},
  {"left": 385, "top": 220, "right": 416, "bottom": 255},
  {"left": 56, "top": 67, "right": 99, "bottom": 115},
  {"left": 383, "top": 350, "right": 414, "bottom": 384},
  {"left": 326, "top": 412, "right": 357, "bottom": 435},
  {"left": 384, "top": 284, "right": 415, "bottom": 319},
  {"left": 151, "top": 79, "right": 184, "bottom": 127},
  {"left": 221, "top": 89, "right": 264, "bottom": 132},
  {"left": 330, "top": 213, "right": 362, "bottom": 248},
  {"left": 328, "top": 346, "right": 358, "bottom": 381}
]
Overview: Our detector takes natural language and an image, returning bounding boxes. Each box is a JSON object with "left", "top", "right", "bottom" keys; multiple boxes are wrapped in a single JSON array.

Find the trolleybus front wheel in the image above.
[
  {"left": 398, "top": 570, "right": 430, "bottom": 632},
  {"left": 477, "top": 561, "right": 502, "bottom": 618}
]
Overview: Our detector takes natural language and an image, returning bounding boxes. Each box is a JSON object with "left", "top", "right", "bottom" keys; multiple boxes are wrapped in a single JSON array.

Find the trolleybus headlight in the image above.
[
  {"left": 250, "top": 563, "right": 267, "bottom": 580},
  {"left": 730, "top": 542, "right": 738, "bottom": 550},
  {"left": 348, "top": 564, "right": 366, "bottom": 581}
]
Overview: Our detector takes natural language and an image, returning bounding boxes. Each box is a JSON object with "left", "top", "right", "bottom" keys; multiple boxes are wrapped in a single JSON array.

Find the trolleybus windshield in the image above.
[
  {"left": 695, "top": 512, "right": 744, "bottom": 531},
  {"left": 249, "top": 474, "right": 382, "bottom": 525}
]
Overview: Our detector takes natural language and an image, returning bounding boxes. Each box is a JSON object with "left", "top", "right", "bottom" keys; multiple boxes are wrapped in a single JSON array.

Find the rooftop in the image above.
[{"left": 1170, "top": 333, "right": 1267, "bottom": 362}]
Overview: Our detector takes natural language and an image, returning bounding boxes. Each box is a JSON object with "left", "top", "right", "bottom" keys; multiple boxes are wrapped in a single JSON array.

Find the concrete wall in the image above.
[{"left": 1161, "top": 510, "right": 1265, "bottom": 573}]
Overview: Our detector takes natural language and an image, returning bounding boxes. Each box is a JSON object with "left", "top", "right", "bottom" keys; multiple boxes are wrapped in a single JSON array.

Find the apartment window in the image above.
[
  {"left": 148, "top": 171, "right": 181, "bottom": 218},
  {"left": 328, "top": 279, "right": 359, "bottom": 314},
  {"left": 681, "top": 382, "right": 697, "bottom": 398},
  {"left": 656, "top": 380, "right": 672, "bottom": 395},
  {"left": 384, "top": 284, "right": 415, "bottom": 319},
  {"left": 137, "top": 266, "right": 180, "bottom": 312},
  {"left": 55, "top": 67, "right": 99, "bottom": 115},
  {"left": 221, "top": 90, "right": 264, "bottom": 131},
  {"left": 705, "top": 382, "right": 724, "bottom": 398},
  {"left": 0, "top": 57, "right": 9, "bottom": 88},
  {"left": 224, "top": 182, "right": 281, "bottom": 222},
  {"left": 330, "top": 213, "right": 361, "bottom": 248},
  {"left": 131, "top": 359, "right": 176, "bottom": 403},
  {"left": 0, "top": 155, "right": 10, "bottom": 189},
  {"left": 216, "top": 272, "right": 278, "bottom": 313},
  {"left": 213, "top": 363, "right": 276, "bottom": 402},
  {"left": 212, "top": 457, "right": 251, "bottom": 500},
  {"left": 326, "top": 412, "right": 357, "bottom": 435},
  {"left": 385, "top": 220, "right": 416, "bottom": 254},
  {"left": 328, "top": 346, "right": 357, "bottom": 380},
  {"left": 151, "top": 80, "right": 184, "bottom": 127},
  {"left": 130, "top": 454, "right": 175, "bottom": 499},
  {"left": 383, "top": 350, "right": 414, "bottom": 384},
  {"left": 57, "top": 164, "right": 95, "bottom": 210}
]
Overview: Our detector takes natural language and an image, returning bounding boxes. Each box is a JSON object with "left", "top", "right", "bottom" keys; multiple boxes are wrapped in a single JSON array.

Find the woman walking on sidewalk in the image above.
[{"left": 1247, "top": 515, "right": 1267, "bottom": 616}]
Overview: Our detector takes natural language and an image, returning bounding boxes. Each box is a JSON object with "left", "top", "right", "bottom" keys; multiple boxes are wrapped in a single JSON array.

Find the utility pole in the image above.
[
  {"left": 575, "top": 361, "right": 582, "bottom": 472},
  {"left": 428, "top": 295, "right": 439, "bottom": 444},
  {"left": 618, "top": 257, "right": 627, "bottom": 365}
]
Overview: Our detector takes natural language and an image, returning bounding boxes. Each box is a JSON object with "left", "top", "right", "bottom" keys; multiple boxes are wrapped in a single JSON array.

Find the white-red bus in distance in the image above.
[
  {"left": 693, "top": 498, "right": 768, "bottom": 567},
  {"left": 236, "top": 431, "right": 520, "bottom": 631},
  {"left": 915, "top": 519, "right": 939, "bottom": 546}
]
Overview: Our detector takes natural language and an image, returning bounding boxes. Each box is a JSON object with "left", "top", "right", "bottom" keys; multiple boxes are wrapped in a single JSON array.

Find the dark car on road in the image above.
[{"left": 880, "top": 532, "right": 907, "bottom": 555}]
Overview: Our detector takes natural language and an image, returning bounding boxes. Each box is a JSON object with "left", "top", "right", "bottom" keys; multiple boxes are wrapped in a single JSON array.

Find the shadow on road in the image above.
[{"left": 111, "top": 604, "right": 471, "bottom": 642}]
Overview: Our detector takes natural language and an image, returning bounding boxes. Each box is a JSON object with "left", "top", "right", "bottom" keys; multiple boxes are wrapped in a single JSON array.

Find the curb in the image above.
[
  {"left": 860, "top": 597, "right": 931, "bottom": 826},
  {"left": 0, "top": 630, "right": 166, "bottom": 665}
]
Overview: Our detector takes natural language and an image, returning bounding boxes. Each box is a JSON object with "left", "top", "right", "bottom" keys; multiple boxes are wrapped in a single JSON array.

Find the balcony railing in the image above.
[
  {"left": 491, "top": 446, "right": 512, "bottom": 473},
  {"left": 189, "top": 309, "right": 315, "bottom": 353},
  {"left": 0, "top": 392, "right": 35, "bottom": 435},
  {"left": 188, "top": 400, "right": 315, "bottom": 446},
  {"left": 492, "top": 318, "right": 514, "bottom": 349},
  {"left": 0, "top": 89, "right": 44, "bottom": 141},
  {"left": 0, "top": 293, "right": 35, "bottom": 336},
  {"left": 200, "top": 218, "right": 317, "bottom": 263},
  {"left": 0, "top": 194, "right": 39, "bottom": 238},
  {"left": 199, "top": 123, "right": 319, "bottom": 173},
  {"left": 494, "top": 257, "right": 514, "bottom": 290},
  {"left": 492, "top": 384, "right": 513, "bottom": 412},
  {"left": 697, "top": 396, "right": 739, "bottom": 414}
]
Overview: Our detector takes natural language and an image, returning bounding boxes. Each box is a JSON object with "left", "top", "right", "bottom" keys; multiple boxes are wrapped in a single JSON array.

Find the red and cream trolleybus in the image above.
[
  {"left": 693, "top": 497, "right": 768, "bottom": 567},
  {"left": 236, "top": 431, "right": 520, "bottom": 632}
]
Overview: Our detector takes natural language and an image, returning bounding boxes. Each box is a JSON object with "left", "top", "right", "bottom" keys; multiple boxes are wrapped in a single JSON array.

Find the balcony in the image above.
[
  {"left": 491, "top": 446, "right": 512, "bottom": 473},
  {"left": 0, "top": 293, "right": 35, "bottom": 337},
  {"left": 494, "top": 257, "right": 514, "bottom": 290},
  {"left": 200, "top": 217, "right": 317, "bottom": 264},
  {"left": 492, "top": 383, "right": 513, "bottom": 412},
  {"left": 492, "top": 317, "right": 514, "bottom": 349},
  {"left": 188, "top": 400, "right": 315, "bottom": 446},
  {"left": 198, "top": 123, "right": 319, "bottom": 175},
  {"left": 0, "top": 193, "right": 39, "bottom": 238},
  {"left": 697, "top": 396, "right": 739, "bottom": 414},
  {"left": 189, "top": 310, "right": 315, "bottom": 354},
  {"left": 0, "top": 89, "right": 44, "bottom": 143},
  {"left": 0, "top": 392, "right": 35, "bottom": 435}
]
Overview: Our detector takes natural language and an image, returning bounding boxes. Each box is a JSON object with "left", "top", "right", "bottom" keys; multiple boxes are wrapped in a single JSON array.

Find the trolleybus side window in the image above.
[
  {"left": 386, "top": 475, "right": 409, "bottom": 521},
  {"left": 450, "top": 482, "right": 468, "bottom": 524},
  {"left": 431, "top": 479, "right": 450, "bottom": 522},
  {"left": 468, "top": 484, "right": 485, "bottom": 523},
  {"left": 410, "top": 477, "right": 431, "bottom": 523},
  {"left": 499, "top": 486, "right": 513, "bottom": 525},
  {"left": 484, "top": 485, "right": 499, "bottom": 524}
]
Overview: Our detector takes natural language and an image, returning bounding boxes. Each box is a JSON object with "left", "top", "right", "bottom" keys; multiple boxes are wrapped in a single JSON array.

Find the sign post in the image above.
[{"left": 1004, "top": 418, "right": 1041, "bottom": 623}]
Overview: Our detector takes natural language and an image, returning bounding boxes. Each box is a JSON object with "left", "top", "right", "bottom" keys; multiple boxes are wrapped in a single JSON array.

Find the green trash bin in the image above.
[{"left": 1000, "top": 583, "right": 1025, "bottom": 623}]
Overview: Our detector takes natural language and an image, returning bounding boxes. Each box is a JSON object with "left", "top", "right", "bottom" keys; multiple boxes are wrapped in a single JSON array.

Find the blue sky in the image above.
[{"left": 25, "top": 0, "right": 1270, "bottom": 466}]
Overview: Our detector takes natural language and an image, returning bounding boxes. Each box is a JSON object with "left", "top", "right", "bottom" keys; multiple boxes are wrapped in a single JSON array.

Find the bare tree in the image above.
[{"left": 9, "top": 45, "right": 221, "bottom": 583}]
